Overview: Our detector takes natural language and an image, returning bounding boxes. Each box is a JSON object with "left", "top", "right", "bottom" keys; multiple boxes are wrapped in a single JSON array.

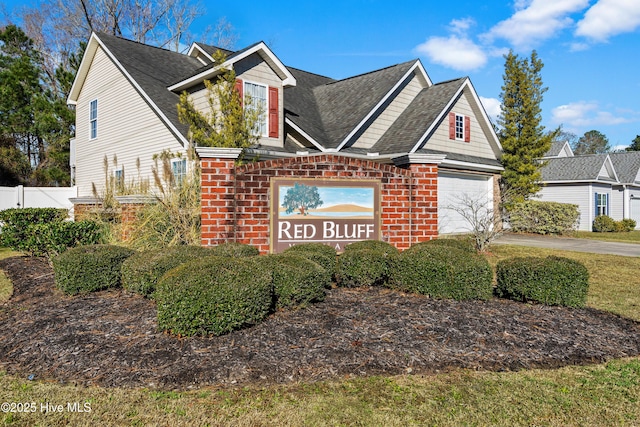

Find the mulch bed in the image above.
[{"left": 1, "top": 255, "right": 640, "bottom": 390}]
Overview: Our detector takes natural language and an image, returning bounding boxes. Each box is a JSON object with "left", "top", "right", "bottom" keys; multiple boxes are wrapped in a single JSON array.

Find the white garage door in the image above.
[
  {"left": 631, "top": 198, "right": 640, "bottom": 229},
  {"left": 438, "top": 172, "right": 493, "bottom": 234}
]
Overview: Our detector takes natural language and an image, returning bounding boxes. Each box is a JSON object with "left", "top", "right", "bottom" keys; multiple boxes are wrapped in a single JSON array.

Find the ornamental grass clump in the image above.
[
  {"left": 335, "top": 241, "right": 400, "bottom": 288},
  {"left": 156, "top": 257, "right": 273, "bottom": 336},
  {"left": 283, "top": 243, "right": 337, "bottom": 280},
  {"left": 259, "top": 253, "right": 329, "bottom": 309},
  {"left": 390, "top": 244, "right": 493, "bottom": 301},
  {"left": 495, "top": 256, "right": 589, "bottom": 307},
  {"left": 121, "top": 245, "right": 217, "bottom": 297},
  {"left": 52, "top": 244, "right": 136, "bottom": 295}
]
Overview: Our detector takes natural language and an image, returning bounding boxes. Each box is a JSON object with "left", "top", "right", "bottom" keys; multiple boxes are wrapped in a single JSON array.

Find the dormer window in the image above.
[
  {"left": 244, "top": 81, "right": 267, "bottom": 137},
  {"left": 448, "top": 112, "right": 470, "bottom": 142}
]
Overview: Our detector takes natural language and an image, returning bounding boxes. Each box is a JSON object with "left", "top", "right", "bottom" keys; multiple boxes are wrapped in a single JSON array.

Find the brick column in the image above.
[
  {"left": 115, "top": 195, "right": 155, "bottom": 242},
  {"left": 197, "top": 148, "right": 242, "bottom": 247},
  {"left": 393, "top": 153, "right": 445, "bottom": 249}
]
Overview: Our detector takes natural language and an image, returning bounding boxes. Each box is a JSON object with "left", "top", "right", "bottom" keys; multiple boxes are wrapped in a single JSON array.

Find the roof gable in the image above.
[
  {"left": 544, "top": 140, "right": 574, "bottom": 158},
  {"left": 541, "top": 154, "right": 618, "bottom": 183},
  {"left": 609, "top": 151, "right": 640, "bottom": 184},
  {"left": 168, "top": 41, "right": 296, "bottom": 92}
]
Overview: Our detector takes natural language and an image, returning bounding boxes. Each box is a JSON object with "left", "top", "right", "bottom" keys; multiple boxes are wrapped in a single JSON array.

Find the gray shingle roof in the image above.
[
  {"left": 545, "top": 140, "right": 568, "bottom": 157},
  {"left": 540, "top": 154, "right": 612, "bottom": 182},
  {"left": 96, "top": 32, "right": 203, "bottom": 142},
  {"left": 609, "top": 151, "right": 640, "bottom": 184},
  {"left": 370, "top": 78, "right": 466, "bottom": 155}
]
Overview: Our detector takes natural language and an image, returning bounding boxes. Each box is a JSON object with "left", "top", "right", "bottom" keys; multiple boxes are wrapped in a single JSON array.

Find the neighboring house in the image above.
[
  {"left": 537, "top": 141, "right": 640, "bottom": 230},
  {"left": 68, "top": 32, "right": 502, "bottom": 235}
]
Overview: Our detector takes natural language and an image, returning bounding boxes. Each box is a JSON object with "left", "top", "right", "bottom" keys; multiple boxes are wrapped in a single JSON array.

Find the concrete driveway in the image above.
[{"left": 493, "top": 233, "right": 640, "bottom": 257}]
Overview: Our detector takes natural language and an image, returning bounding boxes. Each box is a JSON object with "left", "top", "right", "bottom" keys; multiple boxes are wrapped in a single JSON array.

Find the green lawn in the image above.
[
  {"left": 1, "top": 245, "right": 639, "bottom": 426},
  {"left": 572, "top": 230, "right": 640, "bottom": 244}
]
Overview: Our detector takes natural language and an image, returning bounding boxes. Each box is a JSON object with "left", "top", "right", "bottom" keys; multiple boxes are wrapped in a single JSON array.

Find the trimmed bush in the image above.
[
  {"left": 0, "top": 208, "right": 104, "bottom": 257},
  {"left": 495, "top": 256, "right": 589, "bottom": 307},
  {"left": 208, "top": 242, "right": 259, "bottom": 257},
  {"left": 508, "top": 200, "right": 579, "bottom": 235},
  {"left": 283, "top": 243, "right": 337, "bottom": 279},
  {"left": 411, "top": 238, "right": 476, "bottom": 253},
  {"left": 344, "top": 240, "right": 399, "bottom": 255},
  {"left": 335, "top": 248, "right": 399, "bottom": 288},
  {"left": 618, "top": 218, "right": 637, "bottom": 232},
  {"left": 259, "top": 253, "right": 329, "bottom": 309},
  {"left": 390, "top": 245, "right": 493, "bottom": 301},
  {"left": 592, "top": 215, "right": 617, "bottom": 232},
  {"left": 156, "top": 257, "right": 273, "bottom": 336},
  {"left": 52, "top": 244, "right": 136, "bottom": 295},
  {"left": 121, "top": 245, "right": 216, "bottom": 297}
]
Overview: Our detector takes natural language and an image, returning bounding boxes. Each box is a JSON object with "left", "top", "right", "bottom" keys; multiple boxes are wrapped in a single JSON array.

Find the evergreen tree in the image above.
[
  {"left": 497, "top": 50, "right": 554, "bottom": 202},
  {"left": 626, "top": 135, "right": 640, "bottom": 152},
  {"left": 573, "top": 130, "right": 611, "bottom": 155}
]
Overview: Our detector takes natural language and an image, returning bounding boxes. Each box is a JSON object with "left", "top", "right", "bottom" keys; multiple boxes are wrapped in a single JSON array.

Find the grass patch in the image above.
[
  {"left": 488, "top": 245, "right": 640, "bottom": 321},
  {"left": 572, "top": 230, "right": 640, "bottom": 244},
  {"left": 0, "top": 247, "right": 20, "bottom": 303},
  {"left": 0, "top": 358, "right": 639, "bottom": 426}
]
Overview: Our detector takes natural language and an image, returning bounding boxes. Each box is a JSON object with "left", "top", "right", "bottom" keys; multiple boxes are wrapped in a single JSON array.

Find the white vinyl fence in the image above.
[{"left": 0, "top": 185, "right": 77, "bottom": 212}]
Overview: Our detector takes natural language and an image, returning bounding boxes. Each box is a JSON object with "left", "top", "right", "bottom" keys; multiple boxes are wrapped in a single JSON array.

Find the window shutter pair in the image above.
[
  {"left": 448, "top": 112, "right": 470, "bottom": 142},
  {"left": 234, "top": 79, "right": 279, "bottom": 139}
]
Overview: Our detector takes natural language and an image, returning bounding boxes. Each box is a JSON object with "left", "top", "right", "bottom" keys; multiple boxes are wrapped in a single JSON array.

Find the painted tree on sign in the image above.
[{"left": 282, "top": 183, "right": 323, "bottom": 216}]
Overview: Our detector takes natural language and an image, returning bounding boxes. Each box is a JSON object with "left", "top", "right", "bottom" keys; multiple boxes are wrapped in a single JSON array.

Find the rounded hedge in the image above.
[
  {"left": 593, "top": 215, "right": 617, "bottom": 232},
  {"left": 390, "top": 245, "right": 493, "bottom": 301},
  {"left": 208, "top": 242, "right": 259, "bottom": 257},
  {"left": 283, "top": 243, "right": 337, "bottom": 280},
  {"left": 156, "top": 257, "right": 273, "bottom": 336},
  {"left": 52, "top": 244, "right": 136, "bottom": 295},
  {"left": 335, "top": 248, "right": 399, "bottom": 288},
  {"left": 344, "top": 240, "right": 399, "bottom": 255},
  {"left": 495, "top": 256, "right": 589, "bottom": 307},
  {"left": 121, "top": 245, "right": 216, "bottom": 297},
  {"left": 410, "top": 238, "right": 476, "bottom": 253},
  {"left": 258, "top": 253, "right": 329, "bottom": 309}
]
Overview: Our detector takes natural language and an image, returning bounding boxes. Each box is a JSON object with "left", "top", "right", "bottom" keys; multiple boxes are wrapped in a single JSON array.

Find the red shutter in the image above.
[
  {"left": 448, "top": 112, "right": 455, "bottom": 140},
  {"left": 464, "top": 116, "right": 471, "bottom": 142},
  {"left": 235, "top": 79, "right": 243, "bottom": 106},
  {"left": 268, "top": 86, "right": 279, "bottom": 138}
]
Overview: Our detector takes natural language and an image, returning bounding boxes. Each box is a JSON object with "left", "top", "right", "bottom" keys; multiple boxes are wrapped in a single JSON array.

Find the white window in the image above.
[
  {"left": 172, "top": 159, "right": 187, "bottom": 184},
  {"left": 114, "top": 168, "right": 124, "bottom": 191},
  {"left": 244, "top": 81, "right": 267, "bottom": 136},
  {"left": 596, "top": 193, "right": 608, "bottom": 216},
  {"left": 455, "top": 114, "right": 464, "bottom": 140},
  {"left": 90, "top": 99, "right": 98, "bottom": 139}
]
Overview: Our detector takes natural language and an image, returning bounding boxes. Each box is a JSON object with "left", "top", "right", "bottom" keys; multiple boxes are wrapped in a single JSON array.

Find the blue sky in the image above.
[{"left": 3, "top": 0, "right": 640, "bottom": 149}]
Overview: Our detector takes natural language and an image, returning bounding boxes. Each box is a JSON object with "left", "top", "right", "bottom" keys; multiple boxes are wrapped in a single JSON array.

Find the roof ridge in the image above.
[
  {"left": 96, "top": 32, "right": 187, "bottom": 57},
  {"left": 323, "top": 59, "right": 418, "bottom": 86}
]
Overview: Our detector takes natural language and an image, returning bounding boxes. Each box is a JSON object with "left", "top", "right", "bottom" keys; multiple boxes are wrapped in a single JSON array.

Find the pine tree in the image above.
[
  {"left": 626, "top": 135, "right": 640, "bottom": 152},
  {"left": 573, "top": 130, "right": 611, "bottom": 154},
  {"left": 497, "top": 50, "right": 554, "bottom": 202}
]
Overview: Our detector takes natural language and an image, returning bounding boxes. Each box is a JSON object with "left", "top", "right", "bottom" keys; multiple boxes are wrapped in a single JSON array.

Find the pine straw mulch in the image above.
[{"left": 1, "top": 255, "right": 640, "bottom": 390}]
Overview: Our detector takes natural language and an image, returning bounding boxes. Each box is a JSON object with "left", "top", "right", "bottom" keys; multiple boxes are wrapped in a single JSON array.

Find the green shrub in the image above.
[
  {"left": 0, "top": 208, "right": 104, "bottom": 257},
  {"left": 495, "top": 256, "right": 589, "bottom": 307},
  {"left": 411, "top": 237, "right": 476, "bottom": 253},
  {"left": 508, "top": 200, "right": 579, "bottom": 234},
  {"left": 592, "top": 215, "right": 617, "bottom": 232},
  {"left": 208, "top": 242, "right": 259, "bottom": 257},
  {"left": 618, "top": 218, "right": 637, "bottom": 232},
  {"left": 335, "top": 248, "right": 399, "bottom": 287},
  {"left": 259, "top": 253, "right": 329, "bottom": 309},
  {"left": 121, "top": 245, "right": 216, "bottom": 297},
  {"left": 283, "top": 243, "right": 337, "bottom": 280},
  {"left": 156, "top": 257, "right": 273, "bottom": 336},
  {"left": 390, "top": 245, "right": 493, "bottom": 301},
  {"left": 52, "top": 244, "right": 136, "bottom": 295},
  {"left": 344, "top": 240, "right": 399, "bottom": 255}
]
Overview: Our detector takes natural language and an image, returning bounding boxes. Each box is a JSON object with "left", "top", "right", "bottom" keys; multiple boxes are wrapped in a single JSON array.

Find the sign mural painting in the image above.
[{"left": 271, "top": 178, "right": 381, "bottom": 253}]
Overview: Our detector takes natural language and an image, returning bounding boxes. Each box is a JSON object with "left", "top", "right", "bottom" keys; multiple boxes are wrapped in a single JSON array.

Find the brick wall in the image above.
[{"left": 200, "top": 153, "right": 440, "bottom": 253}]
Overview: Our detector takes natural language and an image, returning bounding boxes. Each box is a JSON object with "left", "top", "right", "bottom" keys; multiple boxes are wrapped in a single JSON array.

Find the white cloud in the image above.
[
  {"left": 484, "top": 0, "right": 590, "bottom": 49},
  {"left": 480, "top": 97, "right": 501, "bottom": 122},
  {"left": 551, "top": 101, "right": 635, "bottom": 127},
  {"left": 415, "top": 35, "right": 487, "bottom": 71},
  {"left": 575, "top": 0, "right": 640, "bottom": 41}
]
